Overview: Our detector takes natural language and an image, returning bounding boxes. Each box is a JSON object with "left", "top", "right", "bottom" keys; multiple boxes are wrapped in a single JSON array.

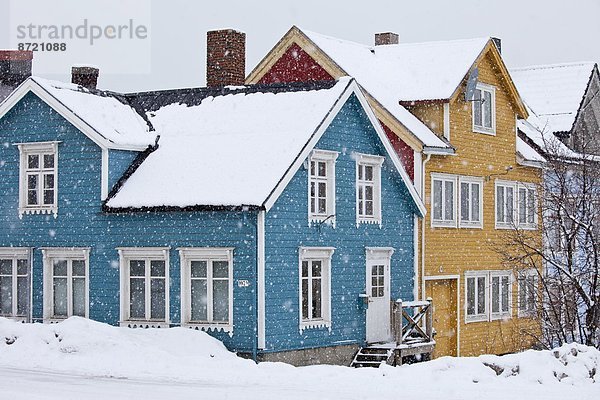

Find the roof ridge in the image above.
[{"left": 512, "top": 61, "right": 597, "bottom": 72}]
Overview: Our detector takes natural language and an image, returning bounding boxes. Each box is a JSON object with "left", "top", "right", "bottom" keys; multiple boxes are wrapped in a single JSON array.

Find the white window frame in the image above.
[
  {"left": 431, "top": 173, "right": 457, "bottom": 228},
  {"left": 308, "top": 149, "right": 339, "bottom": 226},
  {"left": 496, "top": 180, "right": 538, "bottom": 230},
  {"left": 179, "top": 247, "right": 234, "bottom": 335},
  {"left": 495, "top": 180, "right": 516, "bottom": 229},
  {"left": 517, "top": 183, "right": 538, "bottom": 230},
  {"left": 299, "top": 247, "right": 334, "bottom": 332},
  {"left": 518, "top": 269, "right": 538, "bottom": 318},
  {"left": 118, "top": 247, "right": 170, "bottom": 328},
  {"left": 41, "top": 247, "right": 89, "bottom": 321},
  {"left": 355, "top": 153, "right": 384, "bottom": 226},
  {"left": 465, "top": 271, "right": 489, "bottom": 323},
  {"left": 458, "top": 176, "right": 484, "bottom": 228},
  {"left": 490, "top": 271, "right": 512, "bottom": 320},
  {"left": 472, "top": 83, "right": 496, "bottom": 135},
  {"left": 16, "top": 141, "right": 59, "bottom": 218},
  {"left": 0, "top": 248, "right": 31, "bottom": 321}
]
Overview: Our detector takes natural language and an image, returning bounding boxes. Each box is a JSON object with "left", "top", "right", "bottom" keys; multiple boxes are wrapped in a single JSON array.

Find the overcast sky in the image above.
[{"left": 1, "top": 0, "right": 599, "bottom": 92}]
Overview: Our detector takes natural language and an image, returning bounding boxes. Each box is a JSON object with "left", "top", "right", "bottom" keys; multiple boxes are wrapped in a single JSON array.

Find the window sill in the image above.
[
  {"left": 183, "top": 322, "right": 233, "bottom": 336},
  {"left": 490, "top": 313, "right": 512, "bottom": 321},
  {"left": 473, "top": 126, "right": 496, "bottom": 136},
  {"left": 458, "top": 221, "right": 483, "bottom": 229},
  {"left": 120, "top": 320, "right": 170, "bottom": 329},
  {"left": 518, "top": 311, "right": 537, "bottom": 319},
  {"left": 431, "top": 220, "right": 457, "bottom": 228},
  {"left": 19, "top": 207, "right": 57, "bottom": 218},
  {"left": 309, "top": 215, "right": 336, "bottom": 227},
  {"left": 300, "top": 319, "right": 331, "bottom": 333},
  {"left": 465, "top": 315, "right": 488, "bottom": 324}
]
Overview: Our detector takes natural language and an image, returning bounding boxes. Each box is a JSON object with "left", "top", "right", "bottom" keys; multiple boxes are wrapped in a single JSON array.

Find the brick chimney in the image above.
[
  {"left": 0, "top": 50, "right": 33, "bottom": 87},
  {"left": 206, "top": 29, "right": 246, "bottom": 87},
  {"left": 375, "top": 32, "right": 399, "bottom": 46},
  {"left": 71, "top": 66, "right": 99, "bottom": 90}
]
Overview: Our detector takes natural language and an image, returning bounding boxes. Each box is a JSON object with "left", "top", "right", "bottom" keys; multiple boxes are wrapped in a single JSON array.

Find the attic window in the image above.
[
  {"left": 472, "top": 83, "right": 496, "bottom": 135},
  {"left": 16, "top": 142, "right": 59, "bottom": 218}
]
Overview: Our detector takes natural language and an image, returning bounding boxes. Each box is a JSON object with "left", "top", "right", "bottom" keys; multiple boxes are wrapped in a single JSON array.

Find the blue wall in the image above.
[
  {"left": 263, "top": 95, "right": 415, "bottom": 353},
  {"left": 0, "top": 93, "right": 258, "bottom": 352}
]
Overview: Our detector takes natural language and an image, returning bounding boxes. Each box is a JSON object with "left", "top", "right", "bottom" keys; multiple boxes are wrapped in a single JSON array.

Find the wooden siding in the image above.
[
  {"left": 0, "top": 93, "right": 258, "bottom": 352},
  {"left": 412, "top": 52, "right": 543, "bottom": 356},
  {"left": 263, "top": 95, "right": 416, "bottom": 353},
  {"left": 108, "top": 150, "right": 139, "bottom": 190}
]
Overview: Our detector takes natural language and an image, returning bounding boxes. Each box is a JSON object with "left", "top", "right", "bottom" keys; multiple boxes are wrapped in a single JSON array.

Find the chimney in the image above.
[
  {"left": 375, "top": 32, "right": 399, "bottom": 46},
  {"left": 0, "top": 50, "right": 33, "bottom": 87},
  {"left": 206, "top": 29, "right": 246, "bottom": 87},
  {"left": 491, "top": 37, "right": 502, "bottom": 54},
  {"left": 71, "top": 66, "right": 99, "bottom": 90}
]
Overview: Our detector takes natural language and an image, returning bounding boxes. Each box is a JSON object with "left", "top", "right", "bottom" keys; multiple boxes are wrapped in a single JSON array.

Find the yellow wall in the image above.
[{"left": 414, "top": 52, "right": 542, "bottom": 356}]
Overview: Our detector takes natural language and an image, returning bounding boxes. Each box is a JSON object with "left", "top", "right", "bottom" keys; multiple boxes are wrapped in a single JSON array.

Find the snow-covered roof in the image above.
[
  {"left": 107, "top": 78, "right": 420, "bottom": 211},
  {"left": 518, "top": 117, "right": 577, "bottom": 159},
  {"left": 30, "top": 77, "right": 154, "bottom": 148},
  {"left": 516, "top": 136, "right": 544, "bottom": 165},
  {"left": 511, "top": 62, "right": 596, "bottom": 134}
]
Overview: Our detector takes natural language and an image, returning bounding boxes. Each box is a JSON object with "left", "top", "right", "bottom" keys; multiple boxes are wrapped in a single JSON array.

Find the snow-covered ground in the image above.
[{"left": 0, "top": 318, "right": 598, "bottom": 399}]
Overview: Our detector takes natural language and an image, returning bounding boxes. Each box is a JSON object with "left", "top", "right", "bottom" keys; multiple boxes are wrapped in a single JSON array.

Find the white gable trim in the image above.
[
  {"left": 261, "top": 79, "right": 425, "bottom": 216},
  {"left": 0, "top": 78, "right": 149, "bottom": 152}
]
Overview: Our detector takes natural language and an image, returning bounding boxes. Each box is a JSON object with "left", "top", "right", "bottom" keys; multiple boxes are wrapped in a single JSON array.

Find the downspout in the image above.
[
  {"left": 254, "top": 210, "right": 266, "bottom": 362},
  {"left": 421, "top": 153, "right": 431, "bottom": 300}
]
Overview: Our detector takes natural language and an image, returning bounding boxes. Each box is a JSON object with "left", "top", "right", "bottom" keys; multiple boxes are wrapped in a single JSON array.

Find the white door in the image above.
[{"left": 366, "top": 257, "right": 391, "bottom": 343}]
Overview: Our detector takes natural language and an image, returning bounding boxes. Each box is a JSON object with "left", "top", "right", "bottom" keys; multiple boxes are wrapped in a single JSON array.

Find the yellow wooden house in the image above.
[{"left": 248, "top": 26, "right": 544, "bottom": 357}]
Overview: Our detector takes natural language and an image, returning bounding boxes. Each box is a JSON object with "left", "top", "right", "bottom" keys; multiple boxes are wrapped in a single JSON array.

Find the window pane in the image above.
[
  {"left": 43, "top": 189, "right": 54, "bottom": 205},
  {"left": 364, "top": 165, "right": 373, "bottom": 181},
  {"left": 301, "top": 279, "right": 309, "bottom": 319},
  {"left": 519, "top": 279, "right": 526, "bottom": 311},
  {"left": 471, "top": 184, "right": 480, "bottom": 222},
  {"left": 484, "top": 91, "right": 493, "bottom": 128},
  {"left": 16, "top": 259, "right": 27, "bottom": 276},
  {"left": 358, "top": 165, "right": 363, "bottom": 180},
  {"left": 365, "top": 200, "right": 374, "bottom": 216},
  {"left": 53, "top": 277, "right": 68, "bottom": 317},
  {"left": 466, "top": 278, "right": 475, "bottom": 315},
  {"left": 444, "top": 181, "right": 454, "bottom": 220},
  {"left": 527, "top": 277, "right": 536, "bottom": 310},
  {"left": 461, "top": 182, "right": 470, "bottom": 221},
  {"left": 150, "top": 279, "right": 165, "bottom": 320},
  {"left": 129, "top": 260, "right": 145, "bottom": 277},
  {"left": 27, "top": 175, "right": 38, "bottom": 205},
  {"left": 365, "top": 185, "right": 373, "bottom": 201},
  {"left": 191, "top": 261, "right": 207, "bottom": 278},
  {"left": 44, "top": 174, "right": 54, "bottom": 189},
  {"left": 501, "top": 276, "right": 509, "bottom": 312},
  {"left": 213, "top": 261, "right": 229, "bottom": 279},
  {"left": 212, "top": 280, "right": 229, "bottom": 322},
  {"left": 310, "top": 161, "right": 315, "bottom": 177},
  {"left": 72, "top": 260, "right": 85, "bottom": 277},
  {"left": 53, "top": 260, "right": 67, "bottom": 277},
  {"left": 528, "top": 189, "right": 535, "bottom": 224},
  {"left": 506, "top": 187, "right": 514, "bottom": 222},
  {"left": 190, "top": 279, "right": 207, "bottom": 321},
  {"left": 28, "top": 154, "right": 39, "bottom": 169},
  {"left": 16, "top": 276, "right": 28, "bottom": 316},
  {"left": 43, "top": 154, "right": 54, "bottom": 168},
  {"left": 0, "top": 276, "right": 12, "bottom": 315},
  {"left": 473, "top": 89, "right": 482, "bottom": 126},
  {"left": 318, "top": 161, "right": 326, "bottom": 177},
  {"left": 301, "top": 261, "right": 309, "bottom": 278},
  {"left": 519, "top": 188, "right": 527, "bottom": 223},
  {"left": 0, "top": 259, "right": 11, "bottom": 275},
  {"left": 312, "top": 261, "right": 322, "bottom": 277},
  {"left": 129, "top": 278, "right": 145, "bottom": 319},
  {"left": 477, "top": 276, "right": 486, "bottom": 315},
  {"left": 150, "top": 260, "right": 165, "bottom": 277},
  {"left": 72, "top": 277, "right": 85, "bottom": 317},
  {"left": 312, "top": 278, "right": 322, "bottom": 319},
  {"left": 492, "top": 276, "right": 499, "bottom": 313},
  {"left": 496, "top": 186, "right": 504, "bottom": 222}
]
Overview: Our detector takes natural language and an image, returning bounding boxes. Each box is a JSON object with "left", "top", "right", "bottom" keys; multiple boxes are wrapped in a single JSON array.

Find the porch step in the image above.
[{"left": 350, "top": 346, "right": 394, "bottom": 368}]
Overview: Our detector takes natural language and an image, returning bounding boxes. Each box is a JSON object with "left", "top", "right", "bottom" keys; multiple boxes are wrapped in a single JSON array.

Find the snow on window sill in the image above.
[
  {"left": 465, "top": 314, "right": 488, "bottom": 324},
  {"left": 518, "top": 310, "right": 537, "bottom": 319},
  {"left": 473, "top": 126, "right": 496, "bottom": 136},
  {"left": 431, "top": 219, "right": 457, "bottom": 228},
  {"left": 300, "top": 320, "right": 331, "bottom": 333},
  {"left": 19, "top": 207, "right": 58, "bottom": 219},
  {"left": 459, "top": 220, "right": 483, "bottom": 229},
  {"left": 183, "top": 322, "right": 233, "bottom": 337},
  {"left": 490, "top": 312, "right": 512, "bottom": 321},
  {"left": 120, "top": 321, "right": 170, "bottom": 329}
]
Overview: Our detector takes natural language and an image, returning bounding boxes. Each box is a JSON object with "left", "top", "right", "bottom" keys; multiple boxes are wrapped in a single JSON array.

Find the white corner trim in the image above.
[
  {"left": 443, "top": 102, "right": 450, "bottom": 140},
  {"left": 101, "top": 148, "right": 109, "bottom": 200},
  {"left": 257, "top": 210, "right": 266, "bottom": 349}
]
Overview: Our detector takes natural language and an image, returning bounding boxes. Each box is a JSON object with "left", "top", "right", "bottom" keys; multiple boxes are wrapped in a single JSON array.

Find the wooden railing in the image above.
[{"left": 391, "top": 298, "right": 434, "bottom": 345}]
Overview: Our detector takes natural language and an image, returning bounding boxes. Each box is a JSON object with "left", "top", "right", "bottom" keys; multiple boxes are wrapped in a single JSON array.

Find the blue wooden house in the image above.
[{"left": 0, "top": 73, "right": 425, "bottom": 365}]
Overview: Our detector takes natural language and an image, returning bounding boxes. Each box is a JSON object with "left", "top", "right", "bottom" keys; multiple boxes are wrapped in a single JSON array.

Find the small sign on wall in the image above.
[{"left": 237, "top": 279, "right": 250, "bottom": 288}]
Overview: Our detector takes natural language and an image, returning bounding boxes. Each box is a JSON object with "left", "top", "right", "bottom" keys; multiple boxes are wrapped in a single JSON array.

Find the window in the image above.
[
  {"left": 472, "top": 83, "right": 495, "bottom": 134},
  {"left": 490, "top": 271, "right": 512, "bottom": 320},
  {"left": 308, "top": 150, "right": 339, "bottom": 225},
  {"left": 179, "top": 248, "right": 234, "bottom": 333},
  {"left": 465, "top": 272, "right": 488, "bottom": 322},
  {"left": 42, "top": 248, "right": 89, "bottom": 320},
  {"left": 118, "top": 248, "right": 169, "bottom": 326},
  {"left": 356, "top": 154, "right": 384, "bottom": 225},
  {"left": 496, "top": 181, "right": 538, "bottom": 229},
  {"left": 17, "top": 142, "right": 59, "bottom": 217},
  {"left": 518, "top": 269, "right": 537, "bottom": 318},
  {"left": 459, "top": 177, "right": 483, "bottom": 228},
  {"left": 299, "top": 247, "right": 334, "bottom": 331},
  {"left": 432, "top": 174, "right": 456, "bottom": 227},
  {"left": 0, "top": 248, "right": 30, "bottom": 320},
  {"left": 518, "top": 184, "right": 537, "bottom": 229}
]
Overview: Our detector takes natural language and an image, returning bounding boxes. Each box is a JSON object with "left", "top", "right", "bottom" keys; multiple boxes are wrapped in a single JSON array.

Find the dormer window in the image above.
[
  {"left": 472, "top": 83, "right": 495, "bottom": 134},
  {"left": 17, "top": 142, "right": 59, "bottom": 217}
]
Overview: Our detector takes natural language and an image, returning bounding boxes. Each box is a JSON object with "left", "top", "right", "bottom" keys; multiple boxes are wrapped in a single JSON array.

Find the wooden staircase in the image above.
[{"left": 350, "top": 345, "right": 394, "bottom": 368}]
